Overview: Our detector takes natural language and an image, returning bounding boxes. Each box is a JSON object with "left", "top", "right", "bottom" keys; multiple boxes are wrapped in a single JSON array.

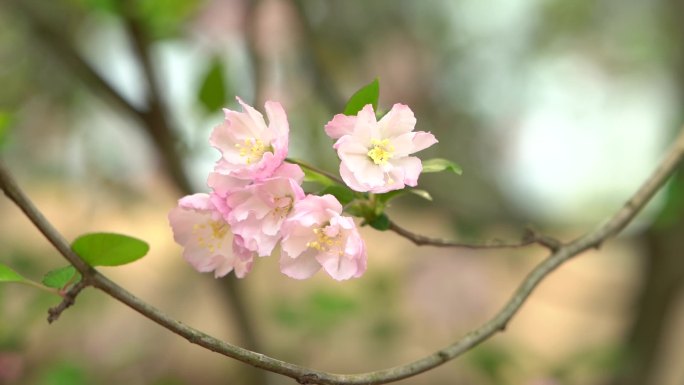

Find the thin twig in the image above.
[
  {"left": 1, "top": 127, "right": 683, "bottom": 384},
  {"left": 387, "top": 219, "right": 562, "bottom": 251},
  {"left": 286, "top": 157, "right": 345, "bottom": 185},
  {"left": 48, "top": 279, "right": 89, "bottom": 323}
]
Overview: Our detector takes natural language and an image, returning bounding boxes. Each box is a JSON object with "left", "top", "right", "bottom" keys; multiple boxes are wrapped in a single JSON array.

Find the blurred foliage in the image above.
[
  {"left": 69, "top": 0, "right": 201, "bottom": 39},
  {"left": 343, "top": 78, "right": 379, "bottom": 115},
  {"left": 655, "top": 172, "right": 684, "bottom": 228},
  {"left": 467, "top": 344, "right": 518, "bottom": 385},
  {"left": 197, "top": 57, "right": 228, "bottom": 114},
  {"left": 272, "top": 289, "right": 360, "bottom": 336},
  {"left": 35, "top": 361, "right": 90, "bottom": 385},
  {"left": 0, "top": 111, "right": 13, "bottom": 149}
]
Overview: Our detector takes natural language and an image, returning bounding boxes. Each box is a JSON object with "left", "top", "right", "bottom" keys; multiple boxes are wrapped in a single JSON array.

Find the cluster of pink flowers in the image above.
[{"left": 169, "top": 97, "right": 436, "bottom": 280}]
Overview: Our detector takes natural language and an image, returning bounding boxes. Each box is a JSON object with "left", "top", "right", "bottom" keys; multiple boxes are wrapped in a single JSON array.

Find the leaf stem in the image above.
[{"left": 285, "top": 157, "right": 345, "bottom": 185}]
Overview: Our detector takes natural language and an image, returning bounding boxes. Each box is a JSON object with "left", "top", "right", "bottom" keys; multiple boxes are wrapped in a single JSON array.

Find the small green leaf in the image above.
[
  {"left": 343, "top": 78, "right": 380, "bottom": 116},
  {"left": 375, "top": 188, "right": 433, "bottom": 204},
  {"left": 368, "top": 213, "right": 390, "bottom": 231},
  {"left": 197, "top": 58, "right": 227, "bottom": 113},
  {"left": 302, "top": 167, "right": 335, "bottom": 187},
  {"left": 71, "top": 233, "right": 149, "bottom": 267},
  {"left": 0, "top": 111, "right": 13, "bottom": 148},
  {"left": 42, "top": 266, "right": 79, "bottom": 289},
  {"left": 0, "top": 263, "right": 28, "bottom": 283},
  {"left": 409, "top": 189, "right": 433, "bottom": 201},
  {"left": 422, "top": 158, "right": 463, "bottom": 175},
  {"left": 319, "top": 185, "right": 356, "bottom": 205}
]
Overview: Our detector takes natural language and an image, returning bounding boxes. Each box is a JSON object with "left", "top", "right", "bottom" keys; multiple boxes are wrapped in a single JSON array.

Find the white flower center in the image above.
[
  {"left": 367, "top": 138, "right": 394, "bottom": 165},
  {"left": 272, "top": 195, "right": 294, "bottom": 218},
  {"left": 194, "top": 220, "right": 229, "bottom": 253},
  {"left": 306, "top": 225, "right": 344, "bottom": 255},
  {"left": 235, "top": 138, "right": 271, "bottom": 164}
]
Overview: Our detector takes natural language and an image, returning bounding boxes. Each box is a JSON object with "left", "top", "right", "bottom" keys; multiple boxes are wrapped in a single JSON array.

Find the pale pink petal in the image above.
[
  {"left": 353, "top": 104, "right": 379, "bottom": 142},
  {"left": 377, "top": 103, "right": 417, "bottom": 138},
  {"left": 178, "top": 193, "right": 213, "bottom": 211},
  {"left": 264, "top": 100, "right": 289, "bottom": 140},
  {"left": 272, "top": 163, "right": 305, "bottom": 184},
  {"left": 325, "top": 113, "right": 357, "bottom": 139},
  {"left": 392, "top": 156, "right": 422, "bottom": 187},
  {"left": 411, "top": 131, "right": 438, "bottom": 153},
  {"left": 317, "top": 254, "right": 359, "bottom": 281},
  {"left": 339, "top": 162, "right": 370, "bottom": 192},
  {"left": 280, "top": 250, "right": 321, "bottom": 279},
  {"left": 235, "top": 96, "right": 268, "bottom": 138},
  {"left": 280, "top": 231, "right": 312, "bottom": 257},
  {"left": 208, "top": 169, "right": 251, "bottom": 196}
]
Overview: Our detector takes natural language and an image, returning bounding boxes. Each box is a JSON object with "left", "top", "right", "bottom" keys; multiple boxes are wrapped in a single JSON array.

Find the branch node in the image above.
[
  {"left": 522, "top": 227, "right": 562, "bottom": 252},
  {"left": 47, "top": 279, "right": 89, "bottom": 323},
  {"left": 298, "top": 373, "right": 321, "bottom": 384}
]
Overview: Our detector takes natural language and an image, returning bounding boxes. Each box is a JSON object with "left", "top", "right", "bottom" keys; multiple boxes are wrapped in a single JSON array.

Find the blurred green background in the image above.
[{"left": 1, "top": 0, "right": 684, "bottom": 384}]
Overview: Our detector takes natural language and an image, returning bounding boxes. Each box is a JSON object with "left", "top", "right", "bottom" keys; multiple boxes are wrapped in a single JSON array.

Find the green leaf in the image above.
[
  {"left": 368, "top": 213, "right": 390, "bottom": 231},
  {"left": 42, "top": 266, "right": 79, "bottom": 289},
  {"left": 409, "top": 189, "right": 433, "bottom": 201},
  {"left": 343, "top": 78, "right": 380, "bottom": 116},
  {"left": 319, "top": 185, "right": 356, "bottom": 205},
  {"left": 71, "top": 233, "right": 149, "bottom": 267},
  {"left": 197, "top": 58, "right": 227, "bottom": 113},
  {"left": 422, "top": 158, "right": 463, "bottom": 175},
  {"left": 0, "top": 263, "right": 28, "bottom": 283},
  {"left": 0, "top": 111, "right": 13, "bottom": 148},
  {"left": 376, "top": 188, "right": 433, "bottom": 204},
  {"left": 302, "top": 167, "right": 335, "bottom": 187}
]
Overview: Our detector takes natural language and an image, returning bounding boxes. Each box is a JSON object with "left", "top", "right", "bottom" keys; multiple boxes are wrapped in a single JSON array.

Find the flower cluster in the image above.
[{"left": 169, "top": 96, "right": 437, "bottom": 280}]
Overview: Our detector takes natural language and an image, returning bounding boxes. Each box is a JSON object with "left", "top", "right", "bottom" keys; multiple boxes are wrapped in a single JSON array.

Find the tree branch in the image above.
[
  {"left": 387, "top": 219, "right": 562, "bottom": 251},
  {"left": 2, "top": 125, "right": 682, "bottom": 384}
]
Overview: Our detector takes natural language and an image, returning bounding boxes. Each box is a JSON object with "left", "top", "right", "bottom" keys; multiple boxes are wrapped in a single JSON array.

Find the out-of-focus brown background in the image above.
[{"left": 1, "top": 1, "right": 684, "bottom": 384}]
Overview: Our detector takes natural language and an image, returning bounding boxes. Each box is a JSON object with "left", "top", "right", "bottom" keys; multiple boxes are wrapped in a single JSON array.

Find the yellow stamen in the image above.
[
  {"left": 367, "top": 138, "right": 394, "bottom": 165},
  {"left": 306, "top": 225, "right": 343, "bottom": 253},
  {"left": 235, "top": 138, "right": 271, "bottom": 164}
]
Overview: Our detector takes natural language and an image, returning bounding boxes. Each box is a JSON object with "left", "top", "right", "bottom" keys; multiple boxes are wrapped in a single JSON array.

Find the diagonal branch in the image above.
[
  {"left": 2, "top": 125, "right": 683, "bottom": 384},
  {"left": 387, "top": 219, "right": 562, "bottom": 251}
]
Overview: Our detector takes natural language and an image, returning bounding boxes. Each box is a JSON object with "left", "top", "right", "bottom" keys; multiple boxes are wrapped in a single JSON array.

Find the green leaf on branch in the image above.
[
  {"left": 42, "top": 266, "right": 80, "bottom": 289},
  {"left": 368, "top": 213, "right": 390, "bottom": 231},
  {"left": 197, "top": 58, "right": 227, "bottom": 113},
  {"left": 409, "top": 189, "right": 433, "bottom": 201},
  {"left": 376, "top": 188, "right": 433, "bottom": 205},
  {"left": 343, "top": 78, "right": 380, "bottom": 116},
  {"left": 319, "top": 185, "right": 356, "bottom": 205},
  {"left": 422, "top": 158, "right": 463, "bottom": 175},
  {"left": 0, "top": 263, "right": 28, "bottom": 283},
  {"left": 71, "top": 233, "right": 149, "bottom": 267}
]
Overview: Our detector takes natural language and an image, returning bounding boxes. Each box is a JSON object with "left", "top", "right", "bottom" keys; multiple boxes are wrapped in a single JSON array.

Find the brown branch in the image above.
[
  {"left": 48, "top": 279, "right": 89, "bottom": 323},
  {"left": 387, "top": 219, "right": 562, "bottom": 251},
  {"left": 117, "top": 1, "right": 194, "bottom": 195},
  {"left": 2, "top": 125, "right": 683, "bottom": 384}
]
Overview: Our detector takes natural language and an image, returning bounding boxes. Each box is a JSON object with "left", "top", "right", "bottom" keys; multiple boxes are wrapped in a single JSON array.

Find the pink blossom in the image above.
[
  {"left": 220, "top": 164, "right": 305, "bottom": 256},
  {"left": 210, "top": 97, "right": 289, "bottom": 180},
  {"left": 168, "top": 193, "right": 254, "bottom": 278},
  {"left": 280, "top": 194, "right": 367, "bottom": 281},
  {"left": 325, "top": 103, "right": 438, "bottom": 193}
]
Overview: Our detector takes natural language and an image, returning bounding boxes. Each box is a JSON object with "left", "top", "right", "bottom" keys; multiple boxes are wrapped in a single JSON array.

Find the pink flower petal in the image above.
[
  {"left": 325, "top": 113, "right": 357, "bottom": 139},
  {"left": 377, "top": 104, "right": 417, "bottom": 138},
  {"left": 279, "top": 250, "right": 321, "bottom": 279}
]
